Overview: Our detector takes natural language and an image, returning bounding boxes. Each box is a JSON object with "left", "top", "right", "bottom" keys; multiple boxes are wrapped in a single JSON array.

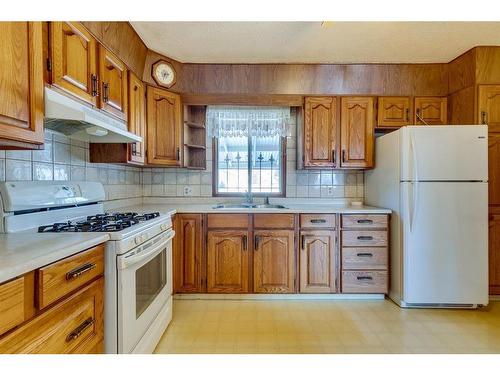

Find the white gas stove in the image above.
[{"left": 0, "top": 181, "right": 174, "bottom": 354}]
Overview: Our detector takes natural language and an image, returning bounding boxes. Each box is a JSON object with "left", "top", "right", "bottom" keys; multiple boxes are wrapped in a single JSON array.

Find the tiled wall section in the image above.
[
  {"left": 0, "top": 130, "right": 142, "bottom": 201},
  {"left": 142, "top": 109, "right": 364, "bottom": 199}
]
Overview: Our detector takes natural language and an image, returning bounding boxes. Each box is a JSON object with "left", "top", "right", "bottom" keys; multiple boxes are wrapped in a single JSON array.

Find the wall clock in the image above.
[{"left": 151, "top": 60, "right": 176, "bottom": 88}]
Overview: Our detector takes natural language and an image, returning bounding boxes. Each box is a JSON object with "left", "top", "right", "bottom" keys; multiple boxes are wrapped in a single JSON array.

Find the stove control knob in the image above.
[
  {"left": 141, "top": 234, "right": 148, "bottom": 242},
  {"left": 134, "top": 236, "right": 141, "bottom": 245},
  {"left": 160, "top": 224, "right": 167, "bottom": 231}
]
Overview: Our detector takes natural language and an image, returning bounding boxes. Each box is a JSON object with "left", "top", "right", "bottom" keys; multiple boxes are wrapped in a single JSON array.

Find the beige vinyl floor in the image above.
[{"left": 154, "top": 299, "right": 500, "bottom": 354}]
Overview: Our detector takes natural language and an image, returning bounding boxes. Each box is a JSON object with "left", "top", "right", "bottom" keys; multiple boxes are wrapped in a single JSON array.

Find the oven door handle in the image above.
[{"left": 119, "top": 229, "right": 174, "bottom": 270}]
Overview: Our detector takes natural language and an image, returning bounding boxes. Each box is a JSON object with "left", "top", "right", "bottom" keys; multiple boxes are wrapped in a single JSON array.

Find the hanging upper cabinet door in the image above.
[
  {"left": 478, "top": 85, "right": 500, "bottom": 133},
  {"left": 146, "top": 86, "right": 182, "bottom": 166},
  {"left": 128, "top": 71, "right": 146, "bottom": 164},
  {"left": 304, "top": 97, "right": 337, "bottom": 168},
  {"left": 50, "top": 22, "right": 98, "bottom": 106},
  {"left": 98, "top": 45, "right": 127, "bottom": 120},
  {"left": 0, "top": 22, "right": 44, "bottom": 149},
  {"left": 377, "top": 97, "right": 411, "bottom": 128},
  {"left": 414, "top": 97, "right": 447, "bottom": 125},
  {"left": 489, "top": 134, "right": 500, "bottom": 207},
  {"left": 340, "top": 97, "right": 375, "bottom": 169}
]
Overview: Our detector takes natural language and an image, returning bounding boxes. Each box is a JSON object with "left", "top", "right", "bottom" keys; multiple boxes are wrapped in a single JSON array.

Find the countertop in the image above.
[{"left": 0, "top": 233, "right": 109, "bottom": 284}]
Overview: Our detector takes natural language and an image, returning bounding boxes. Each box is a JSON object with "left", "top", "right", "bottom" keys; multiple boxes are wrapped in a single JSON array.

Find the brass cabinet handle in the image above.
[
  {"left": 332, "top": 149, "right": 336, "bottom": 165},
  {"left": 356, "top": 253, "right": 374, "bottom": 257},
  {"left": 481, "top": 111, "right": 487, "bottom": 125},
  {"left": 311, "top": 219, "right": 326, "bottom": 224},
  {"left": 102, "top": 82, "right": 109, "bottom": 102},
  {"left": 357, "top": 276, "right": 373, "bottom": 281},
  {"left": 406, "top": 108, "right": 410, "bottom": 122},
  {"left": 342, "top": 149, "right": 346, "bottom": 163},
  {"left": 254, "top": 235, "right": 259, "bottom": 250},
  {"left": 357, "top": 219, "right": 373, "bottom": 224},
  {"left": 242, "top": 235, "right": 247, "bottom": 251},
  {"left": 131, "top": 142, "right": 137, "bottom": 155},
  {"left": 176, "top": 147, "right": 180, "bottom": 161},
  {"left": 65, "top": 263, "right": 96, "bottom": 280},
  {"left": 66, "top": 318, "right": 95, "bottom": 342},
  {"left": 357, "top": 236, "right": 373, "bottom": 241},
  {"left": 91, "top": 74, "right": 98, "bottom": 97},
  {"left": 301, "top": 235, "right": 305, "bottom": 250}
]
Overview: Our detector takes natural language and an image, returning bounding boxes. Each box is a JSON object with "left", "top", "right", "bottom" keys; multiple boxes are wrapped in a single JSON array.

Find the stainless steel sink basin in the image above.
[
  {"left": 251, "top": 204, "right": 287, "bottom": 209},
  {"left": 213, "top": 203, "right": 287, "bottom": 209}
]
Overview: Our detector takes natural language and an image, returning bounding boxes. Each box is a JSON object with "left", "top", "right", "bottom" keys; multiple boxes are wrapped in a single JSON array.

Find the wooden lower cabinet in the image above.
[
  {"left": 299, "top": 230, "right": 336, "bottom": 293},
  {"left": 174, "top": 214, "right": 204, "bottom": 293},
  {"left": 207, "top": 230, "right": 249, "bottom": 293},
  {"left": 253, "top": 230, "right": 295, "bottom": 293},
  {"left": 489, "top": 214, "right": 500, "bottom": 295}
]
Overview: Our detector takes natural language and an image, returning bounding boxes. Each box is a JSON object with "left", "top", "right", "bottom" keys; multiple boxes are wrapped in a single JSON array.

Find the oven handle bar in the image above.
[{"left": 118, "top": 229, "right": 175, "bottom": 270}]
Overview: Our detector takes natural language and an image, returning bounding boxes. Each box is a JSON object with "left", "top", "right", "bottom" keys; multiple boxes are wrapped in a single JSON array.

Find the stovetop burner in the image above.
[{"left": 37, "top": 212, "right": 161, "bottom": 233}]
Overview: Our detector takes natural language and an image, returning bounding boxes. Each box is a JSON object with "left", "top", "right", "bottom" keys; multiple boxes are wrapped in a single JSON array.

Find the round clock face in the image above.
[{"left": 153, "top": 62, "right": 175, "bottom": 87}]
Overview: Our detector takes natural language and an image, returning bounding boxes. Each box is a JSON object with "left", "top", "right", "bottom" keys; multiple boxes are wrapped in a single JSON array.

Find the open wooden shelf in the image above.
[
  {"left": 183, "top": 105, "right": 207, "bottom": 169},
  {"left": 184, "top": 143, "right": 206, "bottom": 150},
  {"left": 185, "top": 121, "right": 206, "bottom": 129}
]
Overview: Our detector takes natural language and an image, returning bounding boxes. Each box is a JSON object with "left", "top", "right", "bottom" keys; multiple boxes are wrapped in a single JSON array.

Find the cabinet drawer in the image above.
[
  {"left": 342, "top": 271, "right": 388, "bottom": 294},
  {"left": 254, "top": 214, "right": 295, "bottom": 229},
  {"left": 342, "top": 247, "right": 388, "bottom": 270},
  {"left": 300, "top": 214, "right": 336, "bottom": 229},
  {"left": 37, "top": 244, "right": 104, "bottom": 309},
  {"left": 342, "top": 230, "right": 387, "bottom": 247},
  {"left": 0, "top": 278, "right": 103, "bottom": 354},
  {"left": 0, "top": 272, "right": 35, "bottom": 336},
  {"left": 341, "top": 214, "right": 388, "bottom": 229},
  {"left": 207, "top": 214, "right": 249, "bottom": 228}
]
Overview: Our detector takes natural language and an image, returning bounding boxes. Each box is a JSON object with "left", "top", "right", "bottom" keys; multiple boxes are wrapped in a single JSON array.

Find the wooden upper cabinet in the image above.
[
  {"left": 50, "top": 22, "right": 97, "bottom": 106},
  {"left": 489, "top": 134, "right": 500, "bottom": 207},
  {"left": 414, "top": 97, "right": 447, "bottom": 125},
  {"left": 377, "top": 97, "right": 411, "bottom": 128},
  {"left": 489, "top": 214, "right": 500, "bottom": 295},
  {"left": 207, "top": 230, "right": 249, "bottom": 293},
  {"left": 128, "top": 71, "right": 146, "bottom": 164},
  {"left": 146, "top": 86, "right": 182, "bottom": 166},
  {"left": 253, "top": 230, "right": 295, "bottom": 293},
  {"left": 478, "top": 85, "right": 500, "bottom": 132},
  {"left": 174, "top": 214, "right": 204, "bottom": 293},
  {"left": 0, "top": 22, "right": 44, "bottom": 149},
  {"left": 299, "top": 230, "right": 336, "bottom": 293},
  {"left": 98, "top": 45, "right": 127, "bottom": 120},
  {"left": 340, "top": 97, "right": 375, "bottom": 168},
  {"left": 304, "top": 97, "right": 337, "bottom": 168}
]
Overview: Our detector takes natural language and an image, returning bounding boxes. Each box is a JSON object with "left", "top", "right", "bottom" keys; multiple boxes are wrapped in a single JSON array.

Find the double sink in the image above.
[{"left": 213, "top": 203, "right": 287, "bottom": 210}]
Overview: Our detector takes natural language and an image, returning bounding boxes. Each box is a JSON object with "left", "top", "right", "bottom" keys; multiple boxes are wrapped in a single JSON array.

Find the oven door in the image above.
[{"left": 117, "top": 228, "right": 174, "bottom": 353}]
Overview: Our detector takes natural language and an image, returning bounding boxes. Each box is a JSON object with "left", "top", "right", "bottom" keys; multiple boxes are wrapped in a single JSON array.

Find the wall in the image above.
[{"left": 0, "top": 130, "right": 143, "bottom": 201}]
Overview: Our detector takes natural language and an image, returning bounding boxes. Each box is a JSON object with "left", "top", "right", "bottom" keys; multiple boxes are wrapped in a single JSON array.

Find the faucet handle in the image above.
[{"left": 264, "top": 196, "right": 270, "bottom": 205}]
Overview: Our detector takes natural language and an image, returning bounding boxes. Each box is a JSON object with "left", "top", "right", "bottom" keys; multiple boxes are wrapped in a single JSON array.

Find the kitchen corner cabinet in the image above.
[
  {"left": 340, "top": 97, "right": 375, "bottom": 168},
  {"left": 146, "top": 86, "right": 182, "bottom": 166},
  {"left": 414, "top": 97, "right": 447, "bottom": 125},
  {"left": 303, "top": 96, "right": 337, "bottom": 168},
  {"left": 377, "top": 96, "right": 412, "bottom": 128},
  {"left": 0, "top": 22, "right": 44, "bottom": 149},
  {"left": 489, "top": 214, "right": 500, "bottom": 295},
  {"left": 174, "top": 214, "right": 204, "bottom": 293},
  {"left": 478, "top": 85, "right": 500, "bottom": 133}
]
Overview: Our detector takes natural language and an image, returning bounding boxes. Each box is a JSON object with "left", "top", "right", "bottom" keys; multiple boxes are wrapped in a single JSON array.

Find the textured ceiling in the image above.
[{"left": 131, "top": 21, "right": 500, "bottom": 64}]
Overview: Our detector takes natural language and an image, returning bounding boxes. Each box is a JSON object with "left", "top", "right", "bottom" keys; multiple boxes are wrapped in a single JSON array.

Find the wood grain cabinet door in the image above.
[
  {"left": 478, "top": 85, "right": 500, "bottom": 133},
  {"left": 414, "top": 97, "right": 447, "bottom": 125},
  {"left": 304, "top": 97, "right": 337, "bottom": 168},
  {"left": 489, "top": 214, "right": 500, "bottom": 295},
  {"left": 146, "top": 86, "right": 182, "bottom": 166},
  {"left": 174, "top": 214, "right": 203, "bottom": 293},
  {"left": 489, "top": 134, "right": 500, "bottom": 207},
  {"left": 253, "top": 230, "right": 295, "bottom": 293},
  {"left": 50, "top": 22, "right": 97, "bottom": 106},
  {"left": 98, "top": 45, "right": 128, "bottom": 120},
  {"left": 377, "top": 97, "right": 411, "bottom": 128},
  {"left": 340, "top": 97, "right": 375, "bottom": 168},
  {"left": 207, "top": 230, "right": 249, "bottom": 293},
  {"left": 299, "top": 230, "right": 336, "bottom": 293},
  {"left": 0, "top": 22, "right": 44, "bottom": 148},
  {"left": 128, "top": 71, "right": 146, "bottom": 164}
]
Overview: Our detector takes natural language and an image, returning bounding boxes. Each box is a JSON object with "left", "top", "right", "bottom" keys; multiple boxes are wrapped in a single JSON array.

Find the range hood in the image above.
[{"left": 44, "top": 87, "right": 142, "bottom": 143}]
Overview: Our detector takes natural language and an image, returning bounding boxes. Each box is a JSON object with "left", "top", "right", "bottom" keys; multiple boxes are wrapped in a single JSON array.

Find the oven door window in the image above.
[{"left": 135, "top": 249, "right": 166, "bottom": 319}]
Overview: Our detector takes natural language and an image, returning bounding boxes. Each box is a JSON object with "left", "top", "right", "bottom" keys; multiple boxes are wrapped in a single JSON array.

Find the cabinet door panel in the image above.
[
  {"left": 98, "top": 45, "right": 127, "bottom": 120},
  {"left": 304, "top": 97, "right": 337, "bottom": 167},
  {"left": 299, "top": 230, "right": 336, "bottom": 293},
  {"left": 489, "top": 134, "right": 500, "bottom": 207},
  {"left": 174, "top": 214, "right": 203, "bottom": 293},
  {"left": 340, "top": 97, "right": 375, "bottom": 168},
  {"left": 377, "top": 97, "right": 411, "bottom": 127},
  {"left": 207, "top": 230, "right": 249, "bottom": 293},
  {"left": 490, "top": 214, "right": 500, "bottom": 295},
  {"left": 254, "top": 230, "right": 295, "bottom": 293},
  {"left": 0, "top": 22, "right": 44, "bottom": 147},
  {"left": 147, "top": 86, "right": 182, "bottom": 166},
  {"left": 414, "top": 97, "right": 447, "bottom": 125},
  {"left": 478, "top": 85, "right": 500, "bottom": 132},
  {"left": 128, "top": 71, "right": 146, "bottom": 164},
  {"left": 50, "top": 22, "right": 97, "bottom": 105}
]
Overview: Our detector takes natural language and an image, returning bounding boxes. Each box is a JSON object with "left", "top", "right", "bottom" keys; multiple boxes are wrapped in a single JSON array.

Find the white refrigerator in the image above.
[{"left": 365, "top": 125, "right": 489, "bottom": 308}]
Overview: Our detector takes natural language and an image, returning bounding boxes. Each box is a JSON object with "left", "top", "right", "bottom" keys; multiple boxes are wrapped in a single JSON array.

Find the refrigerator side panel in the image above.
[{"left": 365, "top": 130, "right": 402, "bottom": 303}]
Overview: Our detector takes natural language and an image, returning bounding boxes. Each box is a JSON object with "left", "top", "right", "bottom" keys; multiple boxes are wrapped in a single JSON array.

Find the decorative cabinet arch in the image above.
[
  {"left": 377, "top": 97, "right": 412, "bottom": 128},
  {"left": 414, "top": 96, "right": 447, "bottom": 125}
]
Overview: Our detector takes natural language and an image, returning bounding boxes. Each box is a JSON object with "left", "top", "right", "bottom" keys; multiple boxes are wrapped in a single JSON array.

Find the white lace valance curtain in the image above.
[{"left": 206, "top": 106, "right": 291, "bottom": 138}]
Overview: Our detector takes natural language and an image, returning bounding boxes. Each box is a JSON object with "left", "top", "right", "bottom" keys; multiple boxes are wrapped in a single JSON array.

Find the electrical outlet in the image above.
[
  {"left": 326, "top": 186, "right": 334, "bottom": 196},
  {"left": 183, "top": 186, "right": 193, "bottom": 196}
]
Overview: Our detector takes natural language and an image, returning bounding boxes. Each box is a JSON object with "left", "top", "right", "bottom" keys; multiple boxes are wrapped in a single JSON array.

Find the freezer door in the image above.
[
  {"left": 401, "top": 181, "right": 488, "bottom": 305},
  {"left": 400, "top": 125, "right": 488, "bottom": 181}
]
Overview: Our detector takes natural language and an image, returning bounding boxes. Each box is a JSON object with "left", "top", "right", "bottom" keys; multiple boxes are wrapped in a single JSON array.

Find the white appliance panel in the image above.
[
  {"left": 400, "top": 125, "right": 488, "bottom": 182},
  {"left": 401, "top": 181, "right": 488, "bottom": 305}
]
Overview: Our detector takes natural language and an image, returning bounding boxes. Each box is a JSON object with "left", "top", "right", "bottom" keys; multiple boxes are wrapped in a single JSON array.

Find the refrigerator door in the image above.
[
  {"left": 400, "top": 125, "right": 488, "bottom": 182},
  {"left": 401, "top": 181, "right": 488, "bottom": 305}
]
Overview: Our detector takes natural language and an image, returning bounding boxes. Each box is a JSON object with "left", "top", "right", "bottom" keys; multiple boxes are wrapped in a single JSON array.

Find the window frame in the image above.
[{"left": 212, "top": 136, "right": 287, "bottom": 197}]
